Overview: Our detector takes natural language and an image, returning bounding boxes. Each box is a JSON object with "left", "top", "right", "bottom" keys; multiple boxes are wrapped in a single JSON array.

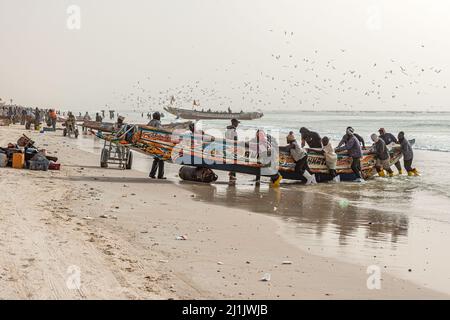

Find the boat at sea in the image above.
[{"left": 163, "top": 105, "right": 264, "bottom": 120}]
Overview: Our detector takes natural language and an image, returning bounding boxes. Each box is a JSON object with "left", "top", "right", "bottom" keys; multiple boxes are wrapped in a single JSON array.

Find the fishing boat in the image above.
[
  {"left": 82, "top": 120, "right": 193, "bottom": 133},
  {"left": 163, "top": 106, "right": 264, "bottom": 120},
  {"left": 96, "top": 124, "right": 410, "bottom": 182}
]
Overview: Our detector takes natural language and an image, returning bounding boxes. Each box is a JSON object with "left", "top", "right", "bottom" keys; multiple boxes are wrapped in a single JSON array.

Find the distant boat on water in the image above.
[{"left": 163, "top": 105, "right": 264, "bottom": 121}]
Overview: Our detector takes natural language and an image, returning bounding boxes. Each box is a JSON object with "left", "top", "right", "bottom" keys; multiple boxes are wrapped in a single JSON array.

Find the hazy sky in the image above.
[{"left": 1, "top": 0, "right": 450, "bottom": 111}]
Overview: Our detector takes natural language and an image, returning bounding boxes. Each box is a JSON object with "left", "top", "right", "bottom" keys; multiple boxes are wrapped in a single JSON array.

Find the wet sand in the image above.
[{"left": 0, "top": 125, "right": 447, "bottom": 299}]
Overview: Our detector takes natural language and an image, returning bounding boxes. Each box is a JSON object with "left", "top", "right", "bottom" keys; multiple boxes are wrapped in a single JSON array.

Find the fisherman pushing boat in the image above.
[{"left": 335, "top": 127, "right": 364, "bottom": 182}]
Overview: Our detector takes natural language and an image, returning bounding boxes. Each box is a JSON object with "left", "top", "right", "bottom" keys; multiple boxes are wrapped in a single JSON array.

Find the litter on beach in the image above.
[
  {"left": 175, "top": 235, "right": 188, "bottom": 240},
  {"left": 260, "top": 273, "right": 271, "bottom": 282},
  {"left": 0, "top": 134, "right": 60, "bottom": 171}
]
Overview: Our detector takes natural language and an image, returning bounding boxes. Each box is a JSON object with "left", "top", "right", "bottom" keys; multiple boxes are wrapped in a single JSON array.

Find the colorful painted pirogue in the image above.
[
  {"left": 97, "top": 124, "right": 409, "bottom": 182},
  {"left": 83, "top": 120, "right": 193, "bottom": 133}
]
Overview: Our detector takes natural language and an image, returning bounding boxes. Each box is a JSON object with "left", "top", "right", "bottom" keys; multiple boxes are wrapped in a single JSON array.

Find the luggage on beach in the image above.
[
  {"left": 29, "top": 160, "right": 49, "bottom": 171},
  {"left": 179, "top": 166, "right": 218, "bottom": 183},
  {"left": 28, "top": 154, "right": 50, "bottom": 171},
  {"left": 48, "top": 162, "right": 61, "bottom": 170}
]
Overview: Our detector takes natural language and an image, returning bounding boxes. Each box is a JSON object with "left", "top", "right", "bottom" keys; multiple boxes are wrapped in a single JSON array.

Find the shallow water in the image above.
[
  {"left": 72, "top": 113, "right": 450, "bottom": 295},
  {"left": 175, "top": 150, "right": 450, "bottom": 295}
]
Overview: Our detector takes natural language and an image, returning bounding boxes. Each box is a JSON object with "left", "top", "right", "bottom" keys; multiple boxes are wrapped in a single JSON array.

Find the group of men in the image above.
[
  {"left": 221, "top": 120, "right": 419, "bottom": 185},
  {"left": 292, "top": 126, "right": 419, "bottom": 183},
  {"left": 122, "top": 114, "right": 419, "bottom": 185}
]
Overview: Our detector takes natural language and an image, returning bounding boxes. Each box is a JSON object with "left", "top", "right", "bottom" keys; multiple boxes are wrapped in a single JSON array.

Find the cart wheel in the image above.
[
  {"left": 126, "top": 151, "right": 133, "bottom": 170},
  {"left": 63, "top": 128, "right": 67, "bottom": 136},
  {"left": 100, "top": 148, "right": 109, "bottom": 168}
]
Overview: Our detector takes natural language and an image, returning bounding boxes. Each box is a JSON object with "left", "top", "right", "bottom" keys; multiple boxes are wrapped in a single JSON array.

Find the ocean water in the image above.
[
  {"left": 74, "top": 109, "right": 450, "bottom": 295},
  {"left": 110, "top": 109, "right": 450, "bottom": 152}
]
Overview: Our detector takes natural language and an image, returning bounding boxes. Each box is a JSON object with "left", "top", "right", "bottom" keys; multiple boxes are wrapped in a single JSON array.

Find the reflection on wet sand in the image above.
[{"left": 179, "top": 181, "right": 409, "bottom": 247}]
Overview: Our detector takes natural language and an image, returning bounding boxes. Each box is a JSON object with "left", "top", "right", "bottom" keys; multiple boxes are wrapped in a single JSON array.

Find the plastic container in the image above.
[
  {"left": 0, "top": 153, "right": 7, "bottom": 167},
  {"left": 29, "top": 160, "right": 49, "bottom": 171},
  {"left": 12, "top": 153, "right": 25, "bottom": 169}
]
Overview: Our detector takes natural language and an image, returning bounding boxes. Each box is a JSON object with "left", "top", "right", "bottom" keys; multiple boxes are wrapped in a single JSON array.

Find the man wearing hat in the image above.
[
  {"left": 286, "top": 132, "right": 317, "bottom": 184},
  {"left": 370, "top": 133, "right": 394, "bottom": 177},
  {"left": 337, "top": 126, "right": 365, "bottom": 148},
  {"left": 335, "top": 127, "right": 364, "bottom": 182}
]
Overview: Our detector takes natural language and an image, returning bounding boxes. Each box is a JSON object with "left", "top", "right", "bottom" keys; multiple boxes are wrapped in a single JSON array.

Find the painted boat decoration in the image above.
[
  {"left": 163, "top": 106, "right": 264, "bottom": 120},
  {"left": 82, "top": 120, "right": 193, "bottom": 133},
  {"left": 97, "top": 125, "right": 411, "bottom": 182}
]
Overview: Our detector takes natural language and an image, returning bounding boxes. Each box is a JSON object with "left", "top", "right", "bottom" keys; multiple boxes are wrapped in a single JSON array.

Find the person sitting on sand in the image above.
[
  {"left": 335, "top": 127, "right": 364, "bottom": 182},
  {"left": 319, "top": 136, "right": 339, "bottom": 182},
  {"left": 286, "top": 132, "right": 317, "bottom": 185},
  {"left": 398, "top": 131, "right": 419, "bottom": 176},
  {"left": 95, "top": 112, "right": 102, "bottom": 122},
  {"left": 369, "top": 133, "right": 394, "bottom": 177},
  {"left": 299, "top": 127, "right": 322, "bottom": 148},
  {"left": 337, "top": 127, "right": 365, "bottom": 148}
]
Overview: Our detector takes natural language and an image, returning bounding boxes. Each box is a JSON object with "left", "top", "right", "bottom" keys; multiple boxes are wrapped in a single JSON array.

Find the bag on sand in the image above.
[{"left": 179, "top": 166, "right": 218, "bottom": 183}]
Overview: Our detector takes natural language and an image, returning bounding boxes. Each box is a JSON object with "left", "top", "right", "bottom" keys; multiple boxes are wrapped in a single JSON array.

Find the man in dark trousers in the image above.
[
  {"left": 378, "top": 128, "right": 402, "bottom": 174},
  {"left": 338, "top": 127, "right": 365, "bottom": 148},
  {"left": 225, "top": 118, "right": 240, "bottom": 185},
  {"left": 335, "top": 127, "right": 364, "bottom": 182},
  {"left": 148, "top": 112, "right": 166, "bottom": 179}
]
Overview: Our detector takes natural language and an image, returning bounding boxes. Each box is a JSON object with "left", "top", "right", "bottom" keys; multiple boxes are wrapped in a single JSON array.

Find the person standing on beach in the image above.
[
  {"left": 225, "top": 118, "right": 240, "bottom": 185},
  {"left": 21, "top": 108, "right": 27, "bottom": 125},
  {"left": 49, "top": 109, "right": 57, "bottom": 130},
  {"left": 148, "top": 112, "right": 166, "bottom": 179},
  {"left": 369, "top": 133, "right": 394, "bottom": 177},
  {"left": 34, "top": 107, "right": 41, "bottom": 130},
  {"left": 286, "top": 132, "right": 317, "bottom": 185},
  {"left": 378, "top": 128, "right": 402, "bottom": 174},
  {"left": 335, "top": 127, "right": 364, "bottom": 182},
  {"left": 299, "top": 127, "right": 322, "bottom": 148},
  {"left": 398, "top": 131, "right": 419, "bottom": 176}
]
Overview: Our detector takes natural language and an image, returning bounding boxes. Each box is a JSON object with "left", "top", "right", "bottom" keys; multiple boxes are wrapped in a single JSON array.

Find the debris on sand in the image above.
[
  {"left": 99, "top": 214, "right": 118, "bottom": 219},
  {"left": 260, "top": 273, "right": 271, "bottom": 282},
  {"left": 175, "top": 235, "right": 188, "bottom": 240}
]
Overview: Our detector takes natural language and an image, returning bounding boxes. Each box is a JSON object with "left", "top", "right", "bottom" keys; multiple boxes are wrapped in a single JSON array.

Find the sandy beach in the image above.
[{"left": 0, "top": 125, "right": 447, "bottom": 299}]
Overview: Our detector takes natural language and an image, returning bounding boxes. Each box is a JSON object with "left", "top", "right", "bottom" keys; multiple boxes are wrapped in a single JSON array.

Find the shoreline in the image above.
[{"left": 0, "top": 125, "right": 447, "bottom": 299}]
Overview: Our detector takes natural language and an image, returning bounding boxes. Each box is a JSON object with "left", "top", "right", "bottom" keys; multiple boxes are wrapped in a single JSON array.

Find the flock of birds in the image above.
[{"left": 108, "top": 29, "right": 447, "bottom": 113}]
